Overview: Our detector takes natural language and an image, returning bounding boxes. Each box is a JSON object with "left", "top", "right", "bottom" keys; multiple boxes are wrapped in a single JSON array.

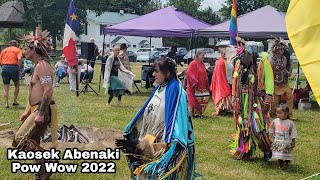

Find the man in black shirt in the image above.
[{"left": 166, "top": 46, "right": 183, "bottom": 67}]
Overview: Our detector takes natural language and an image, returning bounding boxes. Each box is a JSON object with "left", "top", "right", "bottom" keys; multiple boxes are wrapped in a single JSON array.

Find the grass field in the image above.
[{"left": 0, "top": 62, "right": 319, "bottom": 180}]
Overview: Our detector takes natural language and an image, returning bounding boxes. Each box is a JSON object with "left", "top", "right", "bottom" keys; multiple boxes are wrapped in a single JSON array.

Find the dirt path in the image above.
[{"left": 0, "top": 126, "right": 123, "bottom": 150}]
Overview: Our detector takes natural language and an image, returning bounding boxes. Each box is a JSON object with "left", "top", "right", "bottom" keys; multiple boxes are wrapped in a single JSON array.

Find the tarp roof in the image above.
[
  {"left": 198, "top": 5, "right": 287, "bottom": 38},
  {"left": 0, "top": 1, "right": 24, "bottom": 28},
  {"left": 104, "top": 6, "right": 210, "bottom": 37}
]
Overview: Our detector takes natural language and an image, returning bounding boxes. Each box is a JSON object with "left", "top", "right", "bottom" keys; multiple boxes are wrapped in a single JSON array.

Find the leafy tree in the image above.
[
  {"left": 18, "top": 0, "right": 151, "bottom": 49},
  {"left": 219, "top": 0, "right": 269, "bottom": 21},
  {"left": 197, "top": 7, "right": 221, "bottom": 25},
  {"left": 167, "top": 0, "right": 202, "bottom": 17},
  {"left": 219, "top": 0, "right": 291, "bottom": 21},
  {"left": 143, "top": 0, "right": 162, "bottom": 14},
  {"left": 268, "top": 0, "right": 290, "bottom": 12},
  {"left": 20, "top": 0, "right": 106, "bottom": 49},
  {"left": 163, "top": 0, "right": 221, "bottom": 48},
  {"left": 108, "top": 0, "right": 151, "bottom": 15}
]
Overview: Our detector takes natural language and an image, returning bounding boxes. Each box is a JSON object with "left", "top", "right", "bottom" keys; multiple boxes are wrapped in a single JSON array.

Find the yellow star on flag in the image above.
[{"left": 70, "top": 13, "right": 77, "bottom": 21}]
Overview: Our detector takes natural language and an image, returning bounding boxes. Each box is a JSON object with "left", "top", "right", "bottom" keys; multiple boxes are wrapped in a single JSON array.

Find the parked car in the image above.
[
  {"left": 159, "top": 47, "right": 188, "bottom": 62},
  {"left": 157, "top": 47, "right": 170, "bottom": 57},
  {"left": 136, "top": 48, "right": 157, "bottom": 55},
  {"left": 183, "top": 48, "right": 220, "bottom": 64},
  {"left": 176, "top": 47, "right": 188, "bottom": 63},
  {"left": 127, "top": 51, "right": 137, "bottom": 62},
  {"left": 136, "top": 51, "right": 160, "bottom": 63},
  {"left": 156, "top": 47, "right": 170, "bottom": 54}
]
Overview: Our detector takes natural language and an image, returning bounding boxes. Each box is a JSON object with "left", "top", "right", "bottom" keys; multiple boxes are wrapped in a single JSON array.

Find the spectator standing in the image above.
[
  {"left": 89, "top": 38, "right": 99, "bottom": 69},
  {"left": 100, "top": 44, "right": 110, "bottom": 79},
  {"left": 166, "top": 46, "right": 183, "bottom": 66},
  {"left": 118, "top": 43, "right": 131, "bottom": 71},
  {"left": 68, "top": 65, "right": 77, "bottom": 92},
  {"left": 0, "top": 40, "right": 23, "bottom": 108}
]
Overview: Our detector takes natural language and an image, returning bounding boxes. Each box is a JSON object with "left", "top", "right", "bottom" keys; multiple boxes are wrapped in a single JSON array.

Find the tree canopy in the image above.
[
  {"left": 1, "top": 0, "right": 291, "bottom": 48},
  {"left": 219, "top": 0, "right": 290, "bottom": 21}
]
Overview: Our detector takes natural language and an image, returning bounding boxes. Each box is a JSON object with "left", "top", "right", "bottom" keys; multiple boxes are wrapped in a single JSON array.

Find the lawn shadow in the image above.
[
  {"left": 130, "top": 91, "right": 152, "bottom": 97},
  {"left": 310, "top": 101, "right": 320, "bottom": 111},
  {"left": 249, "top": 157, "right": 307, "bottom": 175},
  {"left": 12, "top": 106, "right": 25, "bottom": 110}
]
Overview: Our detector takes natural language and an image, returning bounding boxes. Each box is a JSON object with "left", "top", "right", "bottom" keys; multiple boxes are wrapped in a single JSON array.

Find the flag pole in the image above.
[
  {"left": 99, "top": 34, "right": 106, "bottom": 93},
  {"left": 62, "top": 0, "right": 79, "bottom": 96},
  {"left": 76, "top": 62, "right": 79, "bottom": 96}
]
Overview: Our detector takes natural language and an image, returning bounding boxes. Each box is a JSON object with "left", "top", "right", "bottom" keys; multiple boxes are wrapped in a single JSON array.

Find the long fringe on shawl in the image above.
[{"left": 136, "top": 142, "right": 195, "bottom": 180}]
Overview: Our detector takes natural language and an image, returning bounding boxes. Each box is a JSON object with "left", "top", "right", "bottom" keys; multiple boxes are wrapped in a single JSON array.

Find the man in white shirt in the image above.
[{"left": 79, "top": 59, "right": 94, "bottom": 83}]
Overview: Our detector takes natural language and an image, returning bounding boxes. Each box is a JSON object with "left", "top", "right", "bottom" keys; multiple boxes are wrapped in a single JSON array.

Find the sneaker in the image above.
[
  {"left": 106, "top": 103, "right": 111, "bottom": 107},
  {"left": 55, "top": 82, "right": 59, "bottom": 87}
]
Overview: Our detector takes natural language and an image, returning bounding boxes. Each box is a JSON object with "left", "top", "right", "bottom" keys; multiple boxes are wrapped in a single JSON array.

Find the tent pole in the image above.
[
  {"left": 8, "top": 28, "right": 12, "bottom": 41},
  {"left": 188, "top": 33, "right": 193, "bottom": 51},
  {"left": 149, "top": 36, "right": 152, "bottom": 65},
  {"left": 296, "top": 61, "right": 300, "bottom": 89},
  {"left": 188, "top": 34, "right": 193, "bottom": 64},
  {"left": 99, "top": 34, "right": 106, "bottom": 93}
]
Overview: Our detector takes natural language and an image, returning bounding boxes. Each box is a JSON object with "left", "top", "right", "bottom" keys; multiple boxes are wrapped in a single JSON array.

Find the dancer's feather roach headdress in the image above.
[{"left": 20, "top": 26, "right": 53, "bottom": 60}]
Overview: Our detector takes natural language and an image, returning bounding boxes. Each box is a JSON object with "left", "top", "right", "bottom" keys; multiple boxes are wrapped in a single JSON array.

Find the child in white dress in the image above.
[{"left": 269, "top": 104, "right": 297, "bottom": 169}]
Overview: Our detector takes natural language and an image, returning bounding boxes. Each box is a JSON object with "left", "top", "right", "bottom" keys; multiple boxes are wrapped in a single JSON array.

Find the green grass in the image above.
[{"left": 0, "top": 63, "right": 319, "bottom": 179}]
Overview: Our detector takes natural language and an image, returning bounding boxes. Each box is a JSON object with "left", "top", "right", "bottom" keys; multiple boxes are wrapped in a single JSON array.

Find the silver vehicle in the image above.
[
  {"left": 183, "top": 48, "right": 220, "bottom": 64},
  {"left": 136, "top": 51, "right": 160, "bottom": 63}
]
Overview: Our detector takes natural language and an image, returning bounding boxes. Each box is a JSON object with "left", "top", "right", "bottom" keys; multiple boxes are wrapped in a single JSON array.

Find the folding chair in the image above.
[{"left": 141, "top": 65, "right": 154, "bottom": 88}]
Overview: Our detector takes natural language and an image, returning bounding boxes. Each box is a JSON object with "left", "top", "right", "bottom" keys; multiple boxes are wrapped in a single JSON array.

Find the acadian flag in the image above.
[
  {"left": 229, "top": 0, "right": 237, "bottom": 46},
  {"left": 286, "top": 0, "right": 320, "bottom": 105},
  {"left": 63, "top": 0, "right": 79, "bottom": 67}
]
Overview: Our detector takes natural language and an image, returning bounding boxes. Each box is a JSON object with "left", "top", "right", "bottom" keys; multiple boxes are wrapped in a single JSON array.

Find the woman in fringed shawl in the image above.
[
  {"left": 230, "top": 38, "right": 274, "bottom": 160},
  {"left": 211, "top": 48, "right": 233, "bottom": 116},
  {"left": 186, "top": 50, "right": 210, "bottom": 118},
  {"left": 116, "top": 57, "right": 196, "bottom": 179},
  {"left": 103, "top": 45, "right": 134, "bottom": 107}
]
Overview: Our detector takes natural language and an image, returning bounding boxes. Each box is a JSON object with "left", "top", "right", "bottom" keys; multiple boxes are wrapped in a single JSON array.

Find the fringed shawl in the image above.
[
  {"left": 211, "top": 56, "right": 231, "bottom": 105},
  {"left": 124, "top": 79, "right": 195, "bottom": 179},
  {"left": 103, "top": 54, "right": 134, "bottom": 92},
  {"left": 186, "top": 60, "right": 209, "bottom": 111}
]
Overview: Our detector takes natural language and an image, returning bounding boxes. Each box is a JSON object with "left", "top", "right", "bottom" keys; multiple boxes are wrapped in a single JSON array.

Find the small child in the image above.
[{"left": 269, "top": 104, "right": 297, "bottom": 169}]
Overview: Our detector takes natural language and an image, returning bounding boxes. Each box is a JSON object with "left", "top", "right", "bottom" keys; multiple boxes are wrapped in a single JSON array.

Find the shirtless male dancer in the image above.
[{"left": 12, "top": 26, "right": 58, "bottom": 180}]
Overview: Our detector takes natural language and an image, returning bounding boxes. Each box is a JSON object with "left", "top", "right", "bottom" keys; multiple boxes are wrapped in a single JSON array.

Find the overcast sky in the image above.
[
  {"left": 161, "top": 0, "right": 225, "bottom": 11},
  {"left": 201, "top": 0, "right": 225, "bottom": 11}
]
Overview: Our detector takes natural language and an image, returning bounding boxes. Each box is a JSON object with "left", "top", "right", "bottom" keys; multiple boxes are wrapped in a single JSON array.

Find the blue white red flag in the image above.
[{"left": 63, "top": 0, "right": 79, "bottom": 67}]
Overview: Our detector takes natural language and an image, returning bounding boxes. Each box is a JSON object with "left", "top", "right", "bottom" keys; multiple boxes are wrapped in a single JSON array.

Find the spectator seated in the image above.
[
  {"left": 54, "top": 59, "right": 68, "bottom": 87},
  {"left": 79, "top": 59, "right": 94, "bottom": 83},
  {"left": 21, "top": 59, "right": 34, "bottom": 78}
]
